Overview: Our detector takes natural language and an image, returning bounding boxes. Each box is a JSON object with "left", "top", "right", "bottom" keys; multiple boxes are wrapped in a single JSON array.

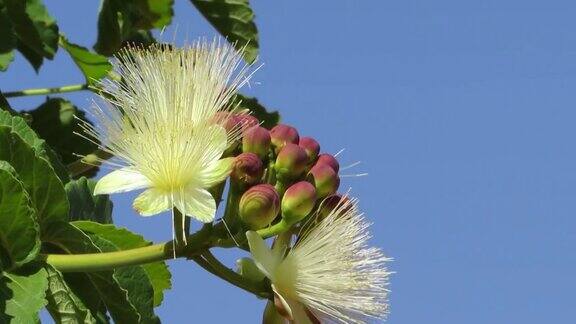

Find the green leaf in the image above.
[
  {"left": 65, "top": 177, "right": 113, "bottom": 224},
  {"left": 44, "top": 265, "right": 96, "bottom": 324},
  {"left": 0, "top": 161, "right": 40, "bottom": 270},
  {"left": 94, "top": 0, "right": 173, "bottom": 56},
  {"left": 16, "top": 40, "right": 43, "bottom": 71},
  {"left": 0, "top": 126, "right": 69, "bottom": 227},
  {"left": 0, "top": 3, "right": 16, "bottom": 71},
  {"left": 26, "top": 98, "right": 99, "bottom": 164},
  {"left": 0, "top": 266, "right": 48, "bottom": 324},
  {"left": 42, "top": 222, "right": 140, "bottom": 323},
  {"left": 233, "top": 94, "right": 280, "bottom": 129},
  {"left": 0, "top": 110, "right": 69, "bottom": 182},
  {"left": 191, "top": 0, "right": 259, "bottom": 63},
  {"left": 0, "top": 91, "right": 16, "bottom": 116},
  {"left": 93, "top": 0, "right": 121, "bottom": 56},
  {"left": 73, "top": 221, "right": 171, "bottom": 307},
  {"left": 87, "top": 235, "right": 158, "bottom": 323},
  {"left": 60, "top": 37, "right": 112, "bottom": 85},
  {"left": 4, "top": 0, "right": 59, "bottom": 71},
  {"left": 60, "top": 273, "right": 109, "bottom": 324}
]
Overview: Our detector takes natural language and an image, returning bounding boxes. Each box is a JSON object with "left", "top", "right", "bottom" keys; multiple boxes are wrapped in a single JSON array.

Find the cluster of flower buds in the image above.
[{"left": 225, "top": 117, "right": 343, "bottom": 231}]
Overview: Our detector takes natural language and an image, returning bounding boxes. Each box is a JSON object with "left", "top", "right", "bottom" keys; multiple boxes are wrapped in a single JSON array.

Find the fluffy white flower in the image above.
[
  {"left": 247, "top": 197, "right": 391, "bottom": 324},
  {"left": 83, "top": 39, "right": 254, "bottom": 222}
]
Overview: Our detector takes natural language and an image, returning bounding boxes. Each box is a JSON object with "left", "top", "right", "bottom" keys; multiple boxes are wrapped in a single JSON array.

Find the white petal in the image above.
[
  {"left": 271, "top": 231, "right": 291, "bottom": 268},
  {"left": 196, "top": 124, "right": 228, "bottom": 164},
  {"left": 174, "top": 187, "right": 216, "bottom": 223},
  {"left": 207, "top": 125, "right": 229, "bottom": 160},
  {"left": 133, "top": 188, "right": 171, "bottom": 216},
  {"left": 94, "top": 168, "right": 150, "bottom": 195},
  {"left": 246, "top": 231, "right": 277, "bottom": 279},
  {"left": 199, "top": 157, "right": 234, "bottom": 187}
]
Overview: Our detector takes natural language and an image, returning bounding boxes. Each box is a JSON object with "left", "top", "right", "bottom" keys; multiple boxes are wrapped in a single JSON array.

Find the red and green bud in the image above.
[
  {"left": 281, "top": 181, "right": 317, "bottom": 224},
  {"left": 239, "top": 184, "right": 280, "bottom": 229},
  {"left": 316, "top": 153, "right": 340, "bottom": 173},
  {"left": 213, "top": 112, "right": 235, "bottom": 131},
  {"left": 214, "top": 112, "right": 258, "bottom": 132},
  {"left": 242, "top": 126, "right": 271, "bottom": 159},
  {"left": 317, "top": 194, "right": 343, "bottom": 219},
  {"left": 274, "top": 143, "right": 308, "bottom": 180},
  {"left": 299, "top": 137, "right": 320, "bottom": 163},
  {"left": 237, "top": 114, "right": 259, "bottom": 129},
  {"left": 307, "top": 164, "right": 340, "bottom": 198},
  {"left": 231, "top": 153, "right": 264, "bottom": 185},
  {"left": 270, "top": 124, "right": 299, "bottom": 152},
  {"left": 317, "top": 194, "right": 353, "bottom": 220},
  {"left": 212, "top": 112, "right": 240, "bottom": 155}
]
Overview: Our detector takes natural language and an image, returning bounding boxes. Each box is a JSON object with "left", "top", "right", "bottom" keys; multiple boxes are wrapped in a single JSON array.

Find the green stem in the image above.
[
  {"left": 257, "top": 219, "right": 291, "bottom": 238},
  {"left": 43, "top": 225, "right": 212, "bottom": 272},
  {"left": 3, "top": 84, "right": 89, "bottom": 98},
  {"left": 41, "top": 215, "right": 288, "bottom": 273},
  {"left": 191, "top": 250, "right": 271, "bottom": 299},
  {"left": 214, "top": 219, "right": 291, "bottom": 248},
  {"left": 43, "top": 242, "right": 173, "bottom": 272},
  {"left": 173, "top": 208, "right": 187, "bottom": 247}
]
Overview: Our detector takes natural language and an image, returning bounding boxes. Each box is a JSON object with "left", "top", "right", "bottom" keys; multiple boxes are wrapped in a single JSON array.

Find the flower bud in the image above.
[
  {"left": 237, "top": 114, "right": 259, "bottom": 129},
  {"left": 242, "top": 126, "right": 271, "bottom": 159},
  {"left": 213, "top": 112, "right": 241, "bottom": 155},
  {"left": 299, "top": 137, "right": 320, "bottom": 163},
  {"left": 317, "top": 194, "right": 343, "bottom": 219},
  {"left": 317, "top": 194, "right": 354, "bottom": 220},
  {"left": 281, "top": 181, "right": 317, "bottom": 224},
  {"left": 270, "top": 124, "right": 299, "bottom": 152},
  {"left": 316, "top": 153, "right": 340, "bottom": 173},
  {"left": 213, "top": 111, "right": 237, "bottom": 132},
  {"left": 231, "top": 153, "right": 264, "bottom": 185},
  {"left": 236, "top": 257, "right": 266, "bottom": 282},
  {"left": 214, "top": 113, "right": 258, "bottom": 132},
  {"left": 239, "top": 184, "right": 280, "bottom": 229},
  {"left": 307, "top": 164, "right": 340, "bottom": 198},
  {"left": 274, "top": 143, "right": 308, "bottom": 180}
]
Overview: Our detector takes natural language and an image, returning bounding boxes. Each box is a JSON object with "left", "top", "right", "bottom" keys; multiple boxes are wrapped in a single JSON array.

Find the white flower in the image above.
[
  {"left": 83, "top": 39, "right": 254, "bottom": 222},
  {"left": 246, "top": 197, "right": 391, "bottom": 324}
]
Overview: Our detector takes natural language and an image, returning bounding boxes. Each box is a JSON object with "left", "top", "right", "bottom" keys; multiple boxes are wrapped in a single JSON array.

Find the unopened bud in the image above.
[
  {"left": 215, "top": 113, "right": 258, "bottom": 132},
  {"left": 239, "top": 184, "right": 280, "bottom": 229},
  {"left": 231, "top": 153, "right": 264, "bottom": 185},
  {"left": 213, "top": 112, "right": 241, "bottom": 155},
  {"left": 317, "top": 194, "right": 343, "bottom": 219},
  {"left": 317, "top": 194, "right": 355, "bottom": 221},
  {"left": 242, "top": 126, "right": 271, "bottom": 159},
  {"left": 281, "top": 181, "right": 317, "bottom": 224},
  {"left": 316, "top": 153, "right": 340, "bottom": 173},
  {"left": 213, "top": 112, "right": 237, "bottom": 132},
  {"left": 236, "top": 257, "right": 266, "bottom": 282},
  {"left": 237, "top": 114, "right": 259, "bottom": 129},
  {"left": 299, "top": 137, "right": 320, "bottom": 163},
  {"left": 307, "top": 164, "right": 340, "bottom": 198},
  {"left": 274, "top": 143, "right": 308, "bottom": 180},
  {"left": 270, "top": 124, "right": 299, "bottom": 152}
]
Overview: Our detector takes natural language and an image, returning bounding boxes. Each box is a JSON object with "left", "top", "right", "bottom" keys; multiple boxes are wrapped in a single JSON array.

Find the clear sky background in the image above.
[{"left": 1, "top": 0, "right": 575, "bottom": 323}]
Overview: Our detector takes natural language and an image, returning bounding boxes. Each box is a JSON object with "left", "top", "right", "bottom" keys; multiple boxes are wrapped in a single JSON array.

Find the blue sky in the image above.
[{"left": 2, "top": 0, "right": 576, "bottom": 323}]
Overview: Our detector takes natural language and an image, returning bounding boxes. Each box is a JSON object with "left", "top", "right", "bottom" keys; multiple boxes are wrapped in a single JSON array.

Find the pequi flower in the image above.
[
  {"left": 246, "top": 197, "right": 391, "bottom": 324},
  {"left": 82, "top": 39, "right": 255, "bottom": 222}
]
